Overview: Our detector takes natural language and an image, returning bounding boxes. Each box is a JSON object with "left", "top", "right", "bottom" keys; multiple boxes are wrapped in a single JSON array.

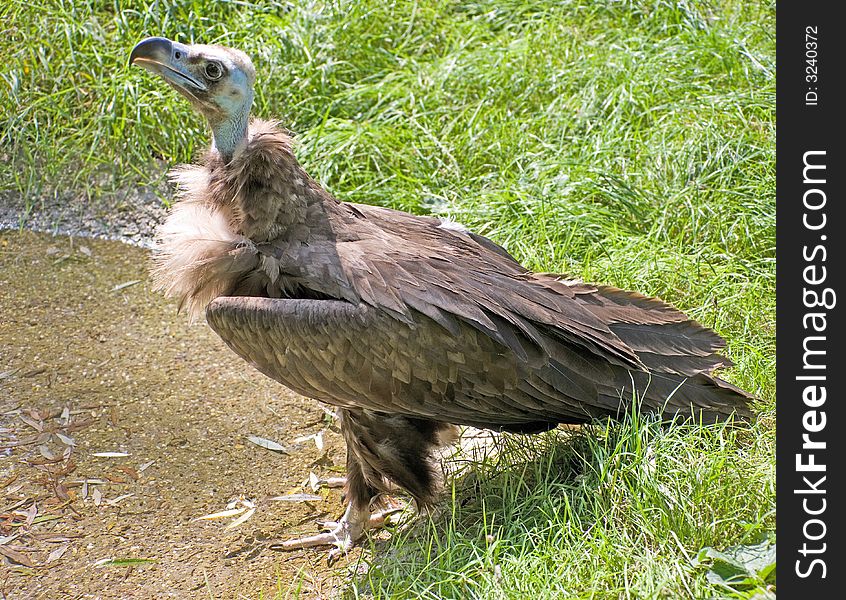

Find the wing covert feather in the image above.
[{"left": 206, "top": 295, "right": 751, "bottom": 426}]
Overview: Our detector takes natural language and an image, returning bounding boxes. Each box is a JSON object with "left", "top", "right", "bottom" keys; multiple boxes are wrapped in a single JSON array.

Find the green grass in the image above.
[
  {"left": 2, "top": 0, "right": 775, "bottom": 597},
  {"left": 353, "top": 414, "right": 774, "bottom": 599}
]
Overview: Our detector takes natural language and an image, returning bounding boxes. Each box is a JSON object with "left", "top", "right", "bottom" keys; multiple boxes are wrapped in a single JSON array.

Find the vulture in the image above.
[{"left": 130, "top": 37, "right": 753, "bottom": 560}]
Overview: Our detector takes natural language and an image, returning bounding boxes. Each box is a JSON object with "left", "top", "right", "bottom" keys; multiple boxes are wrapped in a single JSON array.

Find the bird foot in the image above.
[{"left": 270, "top": 504, "right": 403, "bottom": 564}]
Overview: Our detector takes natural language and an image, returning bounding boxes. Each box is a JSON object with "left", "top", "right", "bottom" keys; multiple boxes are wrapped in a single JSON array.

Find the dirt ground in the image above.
[{"left": 0, "top": 230, "right": 368, "bottom": 599}]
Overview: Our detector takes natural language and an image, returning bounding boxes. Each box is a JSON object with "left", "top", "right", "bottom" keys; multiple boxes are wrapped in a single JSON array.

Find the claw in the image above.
[
  {"left": 317, "top": 476, "right": 347, "bottom": 489},
  {"left": 270, "top": 502, "right": 365, "bottom": 562},
  {"left": 315, "top": 519, "right": 339, "bottom": 531},
  {"left": 368, "top": 506, "right": 404, "bottom": 528},
  {"left": 269, "top": 503, "right": 406, "bottom": 563}
]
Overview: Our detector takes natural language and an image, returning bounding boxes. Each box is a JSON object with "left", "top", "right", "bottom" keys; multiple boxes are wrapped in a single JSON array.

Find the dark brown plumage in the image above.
[{"left": 131, "top": 38, "right": 754, "bottom": 559}]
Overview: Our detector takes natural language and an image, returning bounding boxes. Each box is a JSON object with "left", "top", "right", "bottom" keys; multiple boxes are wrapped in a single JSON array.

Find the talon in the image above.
[
  {"left": 316, "top": 519, "right": 339, "bottom": 531},
  {"left": 269, "top": 500, "right": 409, "bottom": 561},
  {"left": 317, "top": 476, "right": 347, "bottom": 489},
  {"left": 369, "top": 506, "right": 405, "bottom": 528},
  {"left": 327, "top": 545, "right": 344, "bottom": 566},
  {"left": 270, "top": 503, "right": 366, "bottom": 559}
]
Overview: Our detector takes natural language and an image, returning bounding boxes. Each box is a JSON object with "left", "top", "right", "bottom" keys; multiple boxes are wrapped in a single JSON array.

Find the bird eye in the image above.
[{"left": 204, "top": 61, "right": 223, "bottom": 81}]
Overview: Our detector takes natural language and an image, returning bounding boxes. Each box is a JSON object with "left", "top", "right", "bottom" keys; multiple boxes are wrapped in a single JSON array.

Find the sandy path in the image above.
[{"left": 0, "top": 231, "right": 359, "bottom": 599}]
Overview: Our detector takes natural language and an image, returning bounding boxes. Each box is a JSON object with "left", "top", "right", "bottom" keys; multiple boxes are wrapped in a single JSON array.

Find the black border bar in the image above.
[{"left": 777, "top": 3, "right": 845, "bottom": 594}]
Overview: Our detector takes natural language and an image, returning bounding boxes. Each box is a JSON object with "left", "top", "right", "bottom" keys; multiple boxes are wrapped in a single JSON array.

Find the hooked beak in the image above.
[{"left": 129, "top": 37, "right": 207, "bottom": 93}]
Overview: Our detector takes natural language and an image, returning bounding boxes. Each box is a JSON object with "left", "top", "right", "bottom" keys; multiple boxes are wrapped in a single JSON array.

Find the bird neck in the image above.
[{"left": 210, "top": 105, "right": 251, "bottom": 163}]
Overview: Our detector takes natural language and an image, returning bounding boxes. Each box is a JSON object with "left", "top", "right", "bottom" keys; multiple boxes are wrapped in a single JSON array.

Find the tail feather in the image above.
[
  {"left": 610, "top": 370, "right": 754, "bottom": 422},
  {"left": 569, "top": 282, "right": 752, "bottom": 420}
]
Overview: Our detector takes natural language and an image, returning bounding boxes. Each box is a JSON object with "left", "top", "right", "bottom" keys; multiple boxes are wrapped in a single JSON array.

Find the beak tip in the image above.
[{"left": 129, "top": 36, "right": 173, "bottom": 67}]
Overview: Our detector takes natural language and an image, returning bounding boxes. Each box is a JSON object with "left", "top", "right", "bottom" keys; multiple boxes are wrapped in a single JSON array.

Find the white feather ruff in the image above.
[
  {"left": 437, "top": 217, "right": 469, "bottom": 233},
  {"left": 152, "top": 165, "right": 257, "bottom": 319}
]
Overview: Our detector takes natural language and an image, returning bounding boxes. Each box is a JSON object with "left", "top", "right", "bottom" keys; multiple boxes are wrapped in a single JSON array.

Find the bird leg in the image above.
[
  {"left": 270, "top": 410, "right": 444, "bottom": 562},
  {"left": 270, "top": 432, "right": 401, "bottom": 563}
]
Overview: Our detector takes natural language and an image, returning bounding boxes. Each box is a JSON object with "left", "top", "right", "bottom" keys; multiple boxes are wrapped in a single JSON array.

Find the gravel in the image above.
[{"left": 0, "top": 186, "right": 168, "bottom": 248}]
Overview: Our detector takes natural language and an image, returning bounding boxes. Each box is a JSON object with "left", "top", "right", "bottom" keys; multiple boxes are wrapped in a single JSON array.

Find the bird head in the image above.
[{"left": 130, "top": 37, "right": 256, "bottom": 160}]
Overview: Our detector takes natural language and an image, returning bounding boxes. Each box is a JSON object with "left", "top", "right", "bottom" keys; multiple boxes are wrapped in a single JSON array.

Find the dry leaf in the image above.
[
  {"left": 269, "top": 494, "right": 322, "bottom": 502},
  {"left": 93, "top": 488, "right": 103, "bottom": 506},
  {"left": 25, "top": 503, "right": 37, "bottom": 527},
  {"left": 111, "top": 280, "right": 141, "bottom": 292},
  {"left": 36, "top": 536, "right": 77, "bottom": 543},
  {"left": 0, "top": 546, "right": 34, "bottom": 567},
  {"left": 225, "top": 507, "right": 256, "bottom": 530},
  {"left": 309, "top": 472, "right": 320, "bottom": 492},
  {"left": 91, "top": 452, "right": 129, "bottom": 458},
  {"left": 115, "top": 466, "right": 139, "bottom": 481},
  {"left": 295, "top": 432, "right": 326, "bottom": 452},
  {"left": 66, "top": 417, "right": 96, "bottom": 432},
  {"left": 106, "top": 494, "right": 134, "bottom": 506},
  {"left": 46, "top": 544, "right": 70, "bottom": 563},
  {"left": 18, "top": 415, "right": 42, "bottom": 432},
  {"left": 246, "top": 435, "right": 287, "bottom": 454},
  {"left": 25, "top": 408, "right": 46, "bottom": 420},
  {"left": 55, "top": 482, "right": 71, "bottom": 501},
  {"left": 55, "top": 432, "right": 75, "bottom": 446}
]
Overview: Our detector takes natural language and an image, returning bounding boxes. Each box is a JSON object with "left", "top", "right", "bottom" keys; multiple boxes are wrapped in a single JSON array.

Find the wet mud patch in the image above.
[{"left": 0, "top": 231, "right": 360, "bottom": 599}]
